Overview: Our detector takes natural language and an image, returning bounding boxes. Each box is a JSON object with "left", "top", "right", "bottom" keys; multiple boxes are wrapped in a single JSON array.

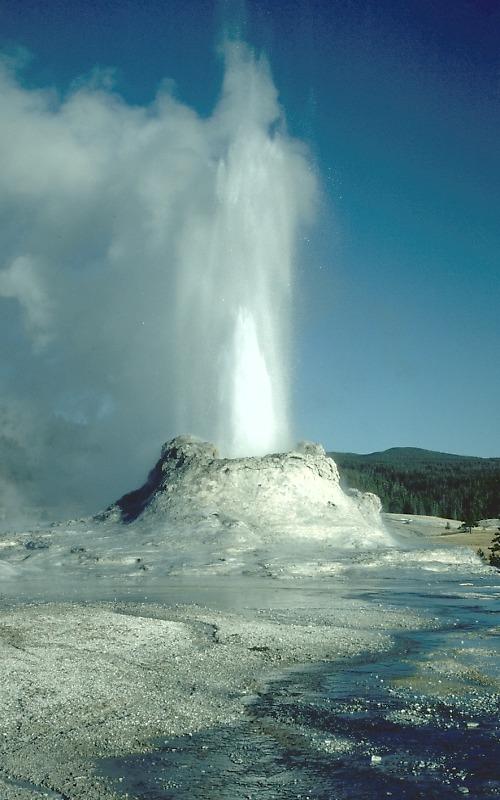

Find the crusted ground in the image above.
[{"left": 0, "top": 595, "right": 427, "bottom": 800}]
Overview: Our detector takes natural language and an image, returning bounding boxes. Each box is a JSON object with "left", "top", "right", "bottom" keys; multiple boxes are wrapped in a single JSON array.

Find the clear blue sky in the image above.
[{"left": 1, "top": 0, "right": 499, "bottom": 457}]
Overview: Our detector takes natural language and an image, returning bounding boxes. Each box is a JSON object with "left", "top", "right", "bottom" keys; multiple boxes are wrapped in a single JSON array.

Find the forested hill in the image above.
[{"left": 329, "top": 447, "right": 500, "bottom": 520}]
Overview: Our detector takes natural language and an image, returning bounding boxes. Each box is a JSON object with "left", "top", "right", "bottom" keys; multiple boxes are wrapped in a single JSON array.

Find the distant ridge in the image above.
[
  {"left": 330, "top": 446, "right": 499, "bottom": 463},
  {"left": 328, "top": 447, "right": 500, "bottom": 519}
]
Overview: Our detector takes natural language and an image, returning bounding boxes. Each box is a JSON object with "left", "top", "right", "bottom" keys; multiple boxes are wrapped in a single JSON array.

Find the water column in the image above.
[
  {"left": 213, "top": 126, "right": 292, "bottom": 456},
  {"left": 174, "top": 45, "right": 316, "bottom": 457}
]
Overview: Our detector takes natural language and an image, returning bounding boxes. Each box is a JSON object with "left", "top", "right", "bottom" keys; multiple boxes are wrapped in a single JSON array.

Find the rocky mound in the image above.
[
  {"left": 103, "top": 435, "right": 389, "bottom": 548},
  {"left": 0, "top": 436, "right": 393, "bottom": 582}
]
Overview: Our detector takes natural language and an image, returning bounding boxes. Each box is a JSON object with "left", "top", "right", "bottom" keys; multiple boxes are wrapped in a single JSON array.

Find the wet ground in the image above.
[{"left": 100, "top": 572, "right": 500, "bottom": 800}]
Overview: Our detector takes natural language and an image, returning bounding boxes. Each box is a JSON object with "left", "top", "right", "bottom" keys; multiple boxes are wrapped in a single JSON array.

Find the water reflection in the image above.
[{"left": 99, "top": 573, "right": 500, "bottom": 799}]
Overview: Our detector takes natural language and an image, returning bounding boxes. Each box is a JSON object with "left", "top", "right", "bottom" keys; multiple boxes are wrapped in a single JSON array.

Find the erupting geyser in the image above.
[
  {"left": 0, "top": 42, "right": 317, "bottom": 522},
  {"left": 174, "top": 45, "right": 316, "bottom": 456}
]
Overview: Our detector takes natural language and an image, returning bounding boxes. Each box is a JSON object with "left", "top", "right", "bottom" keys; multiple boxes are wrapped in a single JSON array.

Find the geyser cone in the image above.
[
  {"left": 105, "top": 435, "right": 391, "bottom": 555},
  {"left": 0, "top": 436, "right": 394, "bottom": 582}
]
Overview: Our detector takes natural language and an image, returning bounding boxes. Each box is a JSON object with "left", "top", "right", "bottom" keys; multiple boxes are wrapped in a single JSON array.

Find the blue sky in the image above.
[{"left": 1, "top": 0, "right": 499, "bottom": 459}]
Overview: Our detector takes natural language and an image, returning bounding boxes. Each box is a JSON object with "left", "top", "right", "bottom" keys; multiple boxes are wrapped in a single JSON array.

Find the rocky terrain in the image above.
[
  {"left": 0, "top": 594, "right": 429, "bottom": 800},
  {"left": 0, "top": 438, "right": 496, "bottom": 800}
]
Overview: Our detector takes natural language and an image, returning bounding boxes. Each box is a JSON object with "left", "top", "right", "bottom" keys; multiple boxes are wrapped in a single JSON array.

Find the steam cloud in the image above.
[{"left": 0, "top": 43, "right": 316, "bottom": 528}]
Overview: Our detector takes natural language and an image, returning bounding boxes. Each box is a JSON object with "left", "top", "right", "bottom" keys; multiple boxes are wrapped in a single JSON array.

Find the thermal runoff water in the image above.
[{"left": 173, "top": 45, "right": 316, "bottom": 456}]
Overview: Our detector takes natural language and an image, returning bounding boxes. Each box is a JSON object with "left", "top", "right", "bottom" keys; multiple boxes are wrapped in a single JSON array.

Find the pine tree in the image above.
[{"left": 490, "top": 531, "right": 500, "bottom": 568}]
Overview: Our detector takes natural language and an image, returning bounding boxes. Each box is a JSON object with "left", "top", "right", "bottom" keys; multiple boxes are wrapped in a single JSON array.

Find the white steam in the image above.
[
  {"left": 0, "top": 43, "right": 316, "bottom": 524},
  {"left": 0, "top": 255, "right": 52, "bottom": 348}
]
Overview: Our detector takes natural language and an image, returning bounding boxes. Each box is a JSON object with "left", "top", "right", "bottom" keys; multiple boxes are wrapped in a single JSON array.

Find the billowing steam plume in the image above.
[{"left": 0, "top": 43, "right": 316, "bottom": 525}]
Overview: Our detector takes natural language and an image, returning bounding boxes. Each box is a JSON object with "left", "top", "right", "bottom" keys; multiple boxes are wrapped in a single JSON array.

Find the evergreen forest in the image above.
[{"left": 330, "top": 447, "right": 500, "bottom": 522}]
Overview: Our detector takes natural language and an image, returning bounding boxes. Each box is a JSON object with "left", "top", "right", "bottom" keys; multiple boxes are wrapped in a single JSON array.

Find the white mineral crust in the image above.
[{"left": 0, "top": 436, "right": 393, "bottom": 579}]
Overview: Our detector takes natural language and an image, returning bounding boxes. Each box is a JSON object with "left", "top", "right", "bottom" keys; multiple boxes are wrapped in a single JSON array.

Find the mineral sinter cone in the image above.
[
  {"left": 105, "top": 435, "right": 392, "bottom": 550},
  {"left": 0, "top": 436, "right": 394, "bottom": 581}
]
